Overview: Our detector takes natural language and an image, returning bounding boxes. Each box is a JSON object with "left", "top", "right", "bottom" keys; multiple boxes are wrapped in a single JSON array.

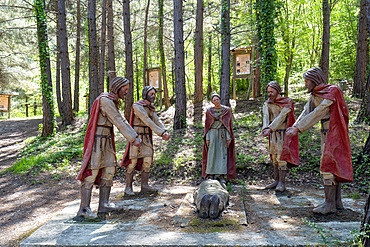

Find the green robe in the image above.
[{"left": 205, "top": 108, "right": 231, "bottom": 175}]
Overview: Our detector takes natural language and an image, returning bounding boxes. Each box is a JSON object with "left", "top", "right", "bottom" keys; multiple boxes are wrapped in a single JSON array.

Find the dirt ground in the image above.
[{"left": 0, "top": 118, "right": 80, "bottom": 247}]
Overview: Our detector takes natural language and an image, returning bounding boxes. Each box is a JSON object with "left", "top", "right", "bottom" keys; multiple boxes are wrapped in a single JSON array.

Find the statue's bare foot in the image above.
[
  {"left": 199, "top": 194, "right": 210, "bottom": 218},
  {"left": 125, "top": 187, "right": 135, "bottom": 195},
  {"left": 77, "top": 207, "right": 98, "bottom": 219},
  {"left": 313, "top": 202, "right": 336, "bottom": 214},
  {"left": 275, "top": 181, "right": 285, "bottom": 192},
  {"left": 99, "top": 203, "right": 124, "bottom": 214},
  {"left": 141, "top": 185, "right": 158, "bottom": 193},
  {"left": 265, "top": 180, "right": 278, "bottom": 189}
]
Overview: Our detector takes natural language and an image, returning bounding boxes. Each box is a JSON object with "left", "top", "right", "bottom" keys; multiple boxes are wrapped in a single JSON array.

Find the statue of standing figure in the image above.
[
  {"left": 121, "top": 86, "right": 170, "bottom": 195},
  {"left": 286, "top": 67, "right": 353, "bottom": 214},
  {"left": 262, "top": 81, "right": 299, "bottom": 192},
  {"left": 202, "top": 92, "right": 236, "bottom": 184},
  {"left": 76, "top": 77, "right": 142, "bottom": 219}
]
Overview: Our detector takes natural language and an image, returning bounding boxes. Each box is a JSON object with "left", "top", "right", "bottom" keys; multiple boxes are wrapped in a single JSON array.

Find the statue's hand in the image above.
[
  {"left": 261, "top": 128, "right": 272, "bottom": 137},
  {"left": 286, "top": 126, "right": 298, "bottom": 137},
  {"left": 227, "top": 140, "right": 231, "bottom": 148},
  {"left": 132, "top": 137, "right": 142, "bottom": 147},
  {"left": 206, "top": 140, "right": 210, "bottom": 147},
  {"left": 162, "top": 133, "right": 170, "bottom": 141}
]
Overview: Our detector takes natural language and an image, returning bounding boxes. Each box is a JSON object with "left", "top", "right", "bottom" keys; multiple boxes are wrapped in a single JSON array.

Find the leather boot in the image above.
[
  {"left": 265, "top": 164, "right": 279, "bottom": 189},
  {"left": 141, "top": 171, "right": 158, "bottom": 193},
  {"left": 77, "top": 187, "right": 98, "bottom": 219},
  {"left": 275, "top": 169, "right": 286, "bottom": 192},
  {"left": 199, "top": 194, "right": 211, "bottom": 218},
  {"left": 336, "top": 183, "right": 344, "bottom": 210},
  {"left": 313, "top": 185, "right": 337, "bottom": 214},
  {"left": 209, "top": 194, "right": 221, "bottom": 219},
  {"left": 98, "top": 185, "right": 123, "bottom": 213},
  {"left": 124, "top": 172, "right": 135, "bottom": 195}
]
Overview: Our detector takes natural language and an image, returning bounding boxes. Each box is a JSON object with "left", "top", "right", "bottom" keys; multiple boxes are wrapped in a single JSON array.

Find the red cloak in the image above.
[
  {"left": 120, "top": 100, "right": 155, "bottom": 170},
  {"left": 76, "top": 93, "right": 117, "bottom": 184},
  {"left": 266, "top": 97, "right": 299, "bottom": 167},
  {"left": 313, "top": 84, "right": 353, "bottom": 183},
  {"left": 202, "top": 106, "right": 236, "bottom": 180}
]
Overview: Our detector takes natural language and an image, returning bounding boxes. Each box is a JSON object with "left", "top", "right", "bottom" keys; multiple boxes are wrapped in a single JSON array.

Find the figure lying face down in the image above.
[{"left": 193, "top": 179, "right": 229, "bottom": 219}]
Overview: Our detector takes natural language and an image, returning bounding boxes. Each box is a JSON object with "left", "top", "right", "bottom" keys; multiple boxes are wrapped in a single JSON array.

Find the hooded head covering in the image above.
[
  {"left": 109, "top": 77, "right": 129, "bottom": 94},
  {"left": 142, "top": 86, "right": 157, "bottom": 101},
  {"left": 303, "top": 67, "right": 327, "bottom": 85},
  {"left": 210, "top": 92, "right": 221, "bottom": 100},
  {"left": 266, "top": 81, "right": 282, "bottom": 94}
]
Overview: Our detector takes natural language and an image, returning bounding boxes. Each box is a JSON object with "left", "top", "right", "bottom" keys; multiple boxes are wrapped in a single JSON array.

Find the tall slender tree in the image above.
[
  {"left": 206, "top": 34, "right": 212, "bottom": 98},
  {"left": 73, "top": 0, "right": 81, "bottom": 112},
  {"left": 123, "top": 0, "right": 134, "bottom": 120},
  {"left": 220, "top": 0, "right": 230, "bottom": 106},
  {"left": 34, "top": 0, "right": 54, "bottom": 136},
  {"left": 107, "top": 0, "right": 116, "bottom": 83},
  {"left": 58, "top": 0, "right": 73, "bottom": 125},
  {"left": 194, "top": 0, "right": 203, "bottom": 104},
  {"left": 88, "top": 0, "right": 99, "bottom": 113},
  {"left": 158, "top": 0, "right": 170, "bottom": 107},
  {"left": 173, "top": 0, "right": 186, "bottom": 129},
  {"left": 143, "top": 0, "right": 150, "bottom": 87},
  {"left": 55, "top": 10, "right": 62, "bottom": 116},
  {"left": 353, "top": 0, "right": 368, "bottom": 98},
  {"left": 99, "top": 0, "right": 107, "bottom": 94},
  {"left": 319, "top": 0, "right": 330, "bottom": 81}
]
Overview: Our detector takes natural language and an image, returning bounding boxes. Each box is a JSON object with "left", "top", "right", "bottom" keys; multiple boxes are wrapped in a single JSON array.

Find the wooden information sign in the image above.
[{"left": 0, "top": 93, "right": 12, "bottom": 119}]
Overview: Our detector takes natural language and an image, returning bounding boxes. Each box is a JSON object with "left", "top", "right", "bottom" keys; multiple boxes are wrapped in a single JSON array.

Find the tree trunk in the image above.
[
  {"left": 123, "top": 0, "right": 134, "bottom": 121},
  {"left": 246, "top": 46, "right": 255, "bottom": 100},
  {"left": 353, "top": 0, "right": 368, "bottom": 98},
  {"left": 220, "top": 0, "right": 230, "bottom": 106},
  {"left": 58, "top": 0, "right": 73, "bottom": 125},
  {"left": 173, "top": 0, "right": 186, "bottom": 129},
  {"left": 143, "top": 0, "right": 150, "bottom": 87},
  {"left": 73, "top": 0, "right": 81, "bottom": 112},
  {"left": 88, "top": 0, "right": 99, "bottom": 113},
  {"left": 107, "top": 0, "right": 116, "bottom": 83},
  {"left": 206, "top": 34, "right": 212, "bottom": 98},
  {"left": 158, "top": 0, "right": 170, "bottom": 107},
  {"left": 356, "top": 73, "right": 370, "bottom": 124},
  {"left": 99, "top": 0, "right": 107, "bottom": 94},
  {"left": 193, "top": 0, "right": 203, "bottom": 123},
  {"left": 55, "top": 14, "right": 62, "bottom": 117},
  {"left": 319, "top": 0, "right": 330, "bottom": 81},
  {"left": 361, "top": 191, "right": 370, "bottom": 246},
  {"left": 34, "top": 0, "right": 54, "bottom": 137}
]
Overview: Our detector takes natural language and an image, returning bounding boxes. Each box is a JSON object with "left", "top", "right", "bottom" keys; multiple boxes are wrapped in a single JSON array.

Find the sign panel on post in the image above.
[{"left": 0, "top": 96, "right": 9, "bottom": 111}]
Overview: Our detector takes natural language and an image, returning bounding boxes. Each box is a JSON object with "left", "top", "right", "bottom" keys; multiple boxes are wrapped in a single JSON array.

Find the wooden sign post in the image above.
[
  {"left": 146, "top": 67, "right": 162, "bottom": 108},
  {"left": 0, "top": 93, "right": 12, "bottom": 119}
]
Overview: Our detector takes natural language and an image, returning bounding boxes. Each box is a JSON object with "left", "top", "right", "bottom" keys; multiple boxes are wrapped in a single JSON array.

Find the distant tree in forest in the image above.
[
  {"left": 173, "top": 0, "right": 186, "bottom": 129},
  {"left": 220, "top": 0, "right": 230, "bottom": 106},
  {"left": 123, "top": 0, "right": 134, "bottom": 121},
  {"left": 353, "top": 0, "right": 368, "bottom": 99},
  {"left": 34, "top": 0, "right": 54, "bottom": 136},
  {"left": 254, "top": 0, "right": 278, "bottom": 96},
  {"left": 58, "top": 0, "right": 73, "bottom": 125},
  {"left": 158, "top": 0, "right": 170, "bottom": 108},
  {"left": 88, "top": 0, "right": 99, "bottom": 113},
  {"left": 73, "top": 0, "right": 81, "bottom": 112},
  {"left": 143, "top": 0, "right": 150, "bottom": 87},
  {"left": 193, "top": 0, "right": 203, "bottom": 122},
  {"left": 319, "top": 0, "right": 330, "bottom": 81},
  {"left": 107, "top": 0, "right": 116, "bottom": 82},
  {"left": 99, "top": 0, "right": 107, "bottom": 94}
]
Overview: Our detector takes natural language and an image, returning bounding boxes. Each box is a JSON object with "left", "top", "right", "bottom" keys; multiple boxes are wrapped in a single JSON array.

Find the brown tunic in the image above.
[{"left": 129, "top": 103, "right": 166, "bottom": 159}]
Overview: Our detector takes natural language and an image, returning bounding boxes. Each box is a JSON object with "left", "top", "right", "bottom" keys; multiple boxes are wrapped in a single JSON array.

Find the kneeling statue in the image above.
[{"left": 193, "top": 179, "right": 229, "bottom": 219}]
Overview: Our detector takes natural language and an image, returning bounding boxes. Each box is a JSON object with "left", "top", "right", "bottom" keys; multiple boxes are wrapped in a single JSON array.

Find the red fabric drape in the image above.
[
  {"left": 76, "top": 93, "right": 118, "bottom": 184},
  {"left": 202, "top": 106, "right": 236, "bottom": 180},
  {"left": 313, "top": 84, "right": 353, "bottom": 183}
]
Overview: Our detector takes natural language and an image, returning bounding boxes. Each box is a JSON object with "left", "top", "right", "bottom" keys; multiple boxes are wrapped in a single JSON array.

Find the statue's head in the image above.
[
  {"left": 303, "top": 67, "right": 327, "bottom": 93},
  {"left": 210, "top": 92, "right": 221, "bottom": 107},
  {"left": 266, "top": 81, "right": 281, "bottom": 101},
  {"left": 142, "top": 85, "right": 157, "bottom": 103},
  {"left": 110, "top": 77, "right": 130, "bottom": 100}
]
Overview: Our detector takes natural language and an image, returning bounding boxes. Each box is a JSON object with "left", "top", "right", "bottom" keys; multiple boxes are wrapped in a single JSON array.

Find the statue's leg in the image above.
[
  {"left": 275, "top": 156, "right": 287, "bottom": 192},
  {"left": 313, "top": 176, "right": 337, "bottom": 214},
  {"left": 199, "top": 194, "right": 211, "bottom": 218},
  {"left": 336, "top": 183, "right": 344, "bottom": 210},
  {"left": 209, "top": 194, "right": 221, "bottom": 219},
  {"left": 98, "top": 167, "right": 123, "bottom": 213},
  {"left": 125, "top": 159, "right": 137, "bottom": 195},
  {"left": 141, "top": 157, "right": 158, "bottom": 193},
  {"left": 265, "top": 155, "right": 279, "bottom": 189},
  {"left": 77, "top": 176, "right": 97, "bottom": 219}
]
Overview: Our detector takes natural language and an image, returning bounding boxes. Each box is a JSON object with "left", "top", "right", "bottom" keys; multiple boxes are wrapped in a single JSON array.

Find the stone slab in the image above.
[{"left": 21, "top": 185, "right": 365, "bottom": 247}]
